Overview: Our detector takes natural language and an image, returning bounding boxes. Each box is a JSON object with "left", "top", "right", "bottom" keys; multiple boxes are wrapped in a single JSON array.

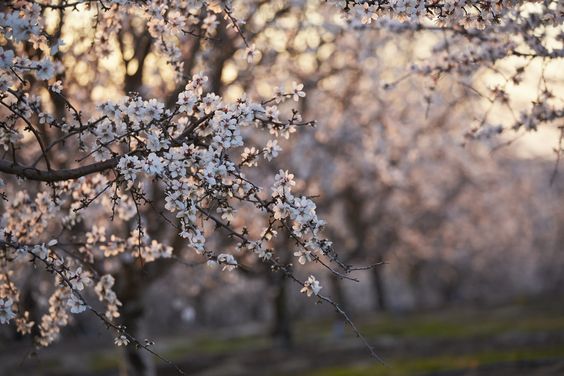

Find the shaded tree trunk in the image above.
[
  {"left": 122, "top": 29, "right": 152, "bottom": 96},
  {"left": 371, "top": 266, "right": 387, "bottom": 311},
  {"left": 118, "top": 267, "right": 155, "bottom": 376},
  {"left": 270, "top": 272, "right": 293, "bottom": 350},
  {"left": 120, "top": 307, "right": 155, "bottom": 376},
  {"left": 329, "top": 274, "right": 348, "bottom": 338},
  {"left": 408, "top": 261, "right": 425, "bottom": 308},
  {"left": 192, "top": 290, "right": 207, "bottom": 327}
]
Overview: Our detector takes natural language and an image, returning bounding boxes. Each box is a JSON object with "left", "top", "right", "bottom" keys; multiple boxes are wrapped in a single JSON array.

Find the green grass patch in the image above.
[
  {"left": 292, "top": 303, "right": 564, "bottom": 341},
  {"left": 164, "top": 334, "right": 270, "bottom": 360},
  {"left": 89, "top": 352, "right": 120, "bottom": 372},
  {"left": 304, "top": 344, "right": 564, "bottom": 376},
  {"left": 357, "top": 312, "right": 564, "bottom": 340}
]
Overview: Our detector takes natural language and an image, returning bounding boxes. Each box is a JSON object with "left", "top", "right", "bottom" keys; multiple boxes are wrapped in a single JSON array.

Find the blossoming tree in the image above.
[{"left": 0, "top": 0, "right": 562, "bottom": 375}]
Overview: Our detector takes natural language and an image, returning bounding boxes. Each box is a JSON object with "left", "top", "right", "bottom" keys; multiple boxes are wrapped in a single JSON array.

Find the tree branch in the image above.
[{"left": 0, "top": 157, "right": 119, "bottom": 182}]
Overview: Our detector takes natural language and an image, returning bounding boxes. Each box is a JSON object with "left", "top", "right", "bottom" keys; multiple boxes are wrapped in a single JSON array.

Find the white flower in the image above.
[
  {"left": 0, "top": 127, "right": 22, "bottom": 150},
  {"left": 293, "top": 249, "right": 313, "bottom": 264},
  {"left": 217, "top": 253, "right": 237, "bottom": 271},
  {"left": 186, "top": 72, "right": 208, "bottom": 95},
  {"left": 177, "top": 90, "right": 197, "bottom": 114},
  {"left": 0, "top": 47, "right": 15, "bottom": 69},
  {"left": 300, "top": 275, "right": 322, "bottom": 297},
  {"left": 265, "top": 106, "right": 280, "bottom": 120},
  {"left": 245, "top": 44, "right": 258, "bottom": 64},
  {"left": 0, "top": 73, "right": 11, "bottom": 91},
  {"left": 143, "top": 153, "right": 164, "bottom": 175},
  {"left": 272, "top": 169, "right": 296, "bottom": 197},
  {"left": 357, "top": 3, "right": 377, "bottom": 24},
  {"left": 117, "top": 155, "right": 142, "bottom": 182},
  {"left": 290, "top": 196, "right": 317, "bottom": 224},
  {"left": 200, "top": 93, "right": 221, "bottom": 114},
  {"left": 274, "top": 85, "right": 285, "bottom": 104},
  {"left": 50, "top": 39, "right": 65, "bottom": 56},
  {"left": 31, "top": 244, "right": 49, "bottom": 259},
  {"left": 241, "top": 147, "right": 259, "bottom": 167},
  {"left": 144, "top": 99, "right": 164, "bottom": 120},
  {"left": 141, "top": 240, "right": 172, "bottom": 262},
  {"left": 186, "top": 230, "right": 206, "bottom": 254},
  {"left": 217, "top": 206, "right": 235, "bottom": 222},
  {"left": 263, "top": 140, "right": 282, "bottom": 161},
  {"left": 35, "top": 59, "right": 56, "bottom": 80},
  {"left": 260, "top": 227, "right": 277, "bottom": 241},
  {"left": 15, "top": 311, "right": 34, "bottom": 335},
  {"left": 38, "top": 112, "right": 53, "bottom": 125},
  {"left": 273, "top": 201, "right": 289, "bottom": 220},
  {"left": 202, "top": 14, "right": 218, "bottom": 32},
  {"left": 114, "top": 335, "right": 130, "bottom": 347},
  {"left": 291, "top": 82, "right": 306, "bottom": 102},
  {"left": 67, "top": 295, "right": 87, "bottom": 314},
  {"left": 70, "top": 267, "right": 92, "bottom": 291},
  {"left": 146, "top": 132, "right": 169, "bottom": 152},
  {"left": 249, "top": 241, "right": 272, "bottom": 260},
  {"left": 0, "top": 298, "right": 16, "bottom": 324}
]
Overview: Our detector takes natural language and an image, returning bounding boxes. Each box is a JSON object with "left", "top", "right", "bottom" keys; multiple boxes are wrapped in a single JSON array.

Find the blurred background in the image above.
[{"left": 1, "top": 1, "right": 564, "bottom": 375}]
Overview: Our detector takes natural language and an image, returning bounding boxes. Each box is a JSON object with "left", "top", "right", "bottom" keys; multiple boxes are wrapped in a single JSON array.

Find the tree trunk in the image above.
[
  {"left": 329, "top": 274, "right": 347, "bottom": 338},
  {"left": 408, "top": 261, "right": 425, "bottom": 308},
  {"left": 118, "top": 268, "right": 155, "bottom": 376},
  {"left": 270, "top": 272, "right": 293, "bottom": 350},
  {"left": 119, "top": 299, "right": 155, "bottom": 376},
  {"left": 371, "top": 266, "right": 387, "bottom": 311}
]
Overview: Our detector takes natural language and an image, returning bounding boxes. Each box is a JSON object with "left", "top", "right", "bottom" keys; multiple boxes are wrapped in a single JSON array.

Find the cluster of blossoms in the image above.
[
  {"left": 0, "top": 2, "right": 57, "bottom": 87},
  {"left": 95, "top": 275, "right": 122, "bottom": 320},
  {"left": 0, "top": 63, "right": 334, "bottom": 344},
  {"left": 0, "top": 0, "right": 341, "bottom": 353},
  {"left": 0, "top": 236, "right": 90, "bottom": 346},
  {"left": 334, "top": 0, "right": 560, "bottom": 27},
  {"left": 300, "top": 275, "right": 322, "bottom": 297},
  {"left": 332, "top": 0, "right": 563, "bottom": 141},
  {"left": 105, "top": 73, "right": 334, "bottom": 275},
  {"left": 89, "top": 0, "right": 248, "bottom": 81}
]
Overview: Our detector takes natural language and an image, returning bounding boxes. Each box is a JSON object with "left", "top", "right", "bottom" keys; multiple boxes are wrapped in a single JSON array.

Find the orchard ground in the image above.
[{"left": 2, "top": 297, "right": 564, "bottom": 376}]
